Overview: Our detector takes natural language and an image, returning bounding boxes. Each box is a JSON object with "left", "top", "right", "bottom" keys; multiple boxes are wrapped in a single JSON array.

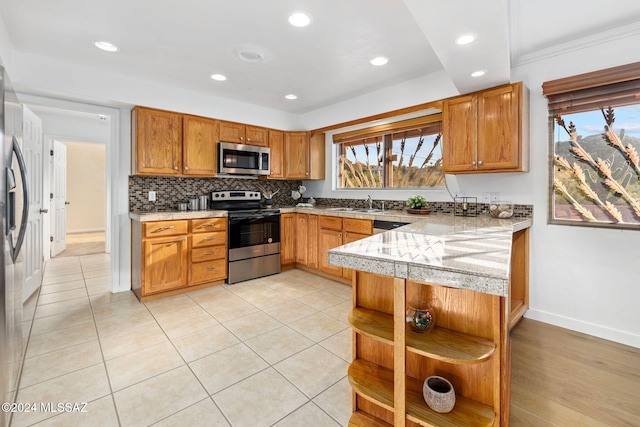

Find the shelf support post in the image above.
[{"left": 393, "top": 277, "right": 407, "bottom": 427}]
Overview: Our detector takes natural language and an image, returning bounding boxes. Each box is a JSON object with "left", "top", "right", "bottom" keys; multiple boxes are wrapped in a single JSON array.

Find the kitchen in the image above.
[{"left": 2, "top": 1, "right": 640, "bottom": 426}]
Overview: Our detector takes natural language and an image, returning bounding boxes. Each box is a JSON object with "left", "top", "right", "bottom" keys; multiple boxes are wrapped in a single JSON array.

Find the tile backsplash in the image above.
[{"left": 129, "top": 176, "right": 302, "bottom": 211}]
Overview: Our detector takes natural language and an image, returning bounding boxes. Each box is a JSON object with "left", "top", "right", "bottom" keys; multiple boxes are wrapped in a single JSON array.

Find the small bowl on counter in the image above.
[{"left": 489, "top": 201, "right": 514, "bottom": 218}]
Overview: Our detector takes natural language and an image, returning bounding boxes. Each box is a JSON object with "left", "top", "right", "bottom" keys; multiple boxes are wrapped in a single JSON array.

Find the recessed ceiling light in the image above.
[
  {"left": 238, "top": 50, "right": 263, "bottom": 63},
  {"left": 288, "top": 12, "right": 311, "bottom": 27},
  {"left": 471, "top": 70, "right": 487, "bottom": 77},
  {"left": 94, "top": 41, "right": 118, "bottom": 52},
  {"left": 455, "top": 34, "right": 476, "bottom": 46},
  {"left": 285, "top": 94, "right": 298, "bottom": 100},
  {"left": 369, "top": 56, "right": 389, "bottom": 66},
  {"left": 211, "top": 74, "right": 227, "bottom": 81}
]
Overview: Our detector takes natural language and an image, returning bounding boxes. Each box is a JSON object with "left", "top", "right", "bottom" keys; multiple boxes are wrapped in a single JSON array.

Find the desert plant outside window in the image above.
[
  {"left": 543, "top": 62, "right": 640, "bottom": 230},
  {"left": 334, "top": 115, "right": 445, "bottom": 189}
]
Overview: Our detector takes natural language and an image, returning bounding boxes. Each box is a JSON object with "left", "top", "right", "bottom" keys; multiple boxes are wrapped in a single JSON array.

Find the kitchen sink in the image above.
[
  {"left": 353, "top": 208, "right": 383, "bottom": 213},
  {"left": 325, "top": 207, "right": 354, "bottom": 211}
]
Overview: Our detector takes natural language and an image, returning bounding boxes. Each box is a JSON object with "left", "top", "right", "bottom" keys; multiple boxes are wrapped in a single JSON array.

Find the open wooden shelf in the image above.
[
  {"left": 509, "top": 298, "right": 527, "bottom": 331},
  {"left": 348, "top": 359, "right": 395, "bottom": 413},
  {"left": 349, "top": 359, "right": 496, "bottom": 427},
  {"left": 349, "top": 410, "right": 393, "bottom": 427},
  {"left": 349, "top": 307, "right": 496, "bottom": 364}
]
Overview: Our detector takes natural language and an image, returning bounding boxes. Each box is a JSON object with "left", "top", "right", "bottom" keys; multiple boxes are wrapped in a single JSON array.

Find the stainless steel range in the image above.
[{"left": 211, "top": 191, "right": 281, "bottom": 284}]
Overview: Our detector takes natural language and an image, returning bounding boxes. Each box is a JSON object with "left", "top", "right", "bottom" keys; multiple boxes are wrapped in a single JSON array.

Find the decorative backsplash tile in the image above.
[{"left": 129, "top": 176, "right": 302, "bottom": 211}]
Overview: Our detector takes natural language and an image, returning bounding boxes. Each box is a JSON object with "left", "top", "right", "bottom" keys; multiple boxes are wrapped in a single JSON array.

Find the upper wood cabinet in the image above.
[
  {"left": 268, "top": 130, "right": 284, "bottom": 179},
  {"left": 182, "top": 115, "right": 217, "bottom": 176},
  {"left": 309, "top": 132, "right": 326, "bottom": 180},
  {"left": 133, "top": 107, "right": 183, "bottom": 175},
  {"left": 442, "top": 82, "right": 528, "bottom": 174},
  {"left": 285, "top": 131, "right": 309, "bottom": 179},
  {"left": 218, "top": 121, "right": 268, "bottom": 147}
]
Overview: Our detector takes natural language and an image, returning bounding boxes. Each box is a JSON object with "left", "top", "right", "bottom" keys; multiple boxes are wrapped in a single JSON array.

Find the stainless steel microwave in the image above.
[{"left": 218, "top": 142, "right": 270, "bottom": 176}]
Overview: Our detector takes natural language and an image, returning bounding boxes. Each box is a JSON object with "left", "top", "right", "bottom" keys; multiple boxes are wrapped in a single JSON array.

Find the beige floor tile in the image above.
[
  {"left": 313, "top": 377, "right": 353, "bottom": 426},
  {"left": 13, "top": 365, "right": 111, "bottom": 427},
  {"left": 289, "top": 312, "right": 349, "bottom": 342},
  {"left": 297, "top": 291, "right": 345, "bottom": 311},
  {"left": 26, "top": 322, "right": 97, "bottom": 358},
  {"left": 212, "top": 368, "right": 308, "bottom": 427},
  {"left": 239, "top": 287, "right": 294, "bottom": 310},
  {"left": 273, "top": 401, "right": 340, "bottom": 427},
  {"left": 37, "top": 288, "right": 88, "bottom": 306},
  {"left": 30, "top": 395, "right": 119, "bottom": 427},
  {"left": 245, "top": 326, "right": 314, "bottom": 365},
  {"left": 189, "top": 343, "right": 269, "bottom": 395},
  {"left": 324, "top": 284, "right": 353, "bottom": 300},
  {"left": 90, "top": 293, "right": 144, "bottom": 321},
  {"left": 198, "top": 295, "right": 256, "bottom": 323},
  {"left": 106, "top": 341, "right": 185, "bottom": 391},
  {"left": 319, "top": 328, "right": 352, "bottom": 363},
  {"left": 274, "top": 345, "right": 348, "bottom": 398},
  {"left": 322, "top": 300, "right": 352, "bottom": 323},
  {"left": 267, "top": 281, "right": 320, "bottom": 299},
  {"left": 39, "top": 280, "right": 86, "bottom": 295},
  {"left": 144, "top": 293, "right": 199, "bottom": 315},
  {"left": 153, "top": 398, "right": 230, "bottom": 427},
  {"left": 223, "top": 311, "right": 283, "bottom": 341},
  {"left": 84, "top": 276, "right": 112, "bottom": 289},
  {"left": 34, "top": 298, "right": 91, "bottom": 319},
  {"left": 41, "top": 273, "right": 84, "bottom": 286},
  {"left": 307, "top": 276, "right": 345, "bottom": 291},
  {"left": 20, "top": 340, "right": 103, "bottom": 388},
  {"left": 30, "top": 308, "right": 94, "bottom": 336},
  {"left": 82, "top": 268, "right": 111, "bottom": 279},
  {"left": 187, "top": 283, "right": 233, "bottom": 304},
  {"left": 86, "top": 282, "right": 112, "bottom": 296},
  {"left": 99, "top": 322, "right": 168, "bottom": 360},
  {"left": 171, "top": 324, "right": 239, "bottom": 362},
  {"left": 114, "top": 365, "right": 207, "bottom": 427},
  {"left": 94, "top": 307, "right": 156, "bottom": 337},
  {"left": 153, "top": 306, "right": 220, "bottom": 339},
  {"left": 264, "top": 299, "right": 320, "bottom": 324}
]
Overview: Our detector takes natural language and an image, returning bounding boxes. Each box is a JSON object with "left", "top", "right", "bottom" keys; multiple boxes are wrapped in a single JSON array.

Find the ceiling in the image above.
[{"left": 1, "top": 0, "right": 640, "bottom": 115}]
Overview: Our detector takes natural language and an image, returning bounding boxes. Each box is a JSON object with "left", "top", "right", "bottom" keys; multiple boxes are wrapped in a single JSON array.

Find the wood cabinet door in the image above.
[
  {"left": 191, "top": 259, "right": 226, "bottom": 285},
  {"left": 308, "top": 215, "right": 319, "bottom": 269},
  {"left": 143, "top": 235, "right": 188, "bottom": 295},
  {"left": 245, "top": 125, "right": 268, "bottom": 147},
  {"left": 134, "top": 107, "right": 182, "bottom": 175},
  {"left": 442, "top": 94, "right": 477, "bottom": 173},
  {"left": 308, "top": 132, "right": 326, "bottom": 180},
  {"left": 268, "top": 130, "right": 284, "bottom": 179},
  {"left": 295, "top": 214, "right": 308, "bottom": 265},
  {"left": 280, "top": 213, "right": 296, "bottom": 265},
  {"left": 319, "top": 227, "right": 343, "bottom": 276},
  {"left": 183, "top": 115, "right": 217, "bottom": 175},
  {"left": 477, "top": 83, "right": 521, "bottom": 171},
  {"left": 285, "top": 131, "right": 309, "bottom": 179},
  {"left": 218, "top": 121, "right": 245, "bottom": 143}
]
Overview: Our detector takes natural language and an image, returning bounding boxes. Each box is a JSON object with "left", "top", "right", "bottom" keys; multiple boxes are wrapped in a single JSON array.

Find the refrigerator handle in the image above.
[{"left": 9, "top": 136, "right": 29, "bottom": 262}]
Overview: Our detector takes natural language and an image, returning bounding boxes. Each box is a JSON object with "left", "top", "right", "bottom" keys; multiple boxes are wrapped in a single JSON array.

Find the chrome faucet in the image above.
[{"left": 366, "top": 195, "right": 373, "bottom": 209}]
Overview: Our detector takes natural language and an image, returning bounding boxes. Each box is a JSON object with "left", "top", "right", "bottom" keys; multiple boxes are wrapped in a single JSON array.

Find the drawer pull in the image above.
[
  {"left": 203, "top": 237, "right": 214, "bottom": 241},
  {"left": 200, "top": 223, "right": 216, "bottom": 228},
  {"left": 204, "top": 251, "right": 214, "bottom": 255},
  {"left": 153, "top": 225, "right": 175, "bottom": 233},
  {"left": 205, "top": 267, "right": 216, "bottom": 271}
]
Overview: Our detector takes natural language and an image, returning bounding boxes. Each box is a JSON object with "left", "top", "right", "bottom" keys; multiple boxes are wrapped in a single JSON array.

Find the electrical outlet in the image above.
[
  {"left": 490, "top": 192, "right": 500, "bottom": 202},
  {"left": 148, "top": 191, "right": 156, "bottom": 202},
  {"left": 482, "top": 192, "right": 490, "bottom": 203}
]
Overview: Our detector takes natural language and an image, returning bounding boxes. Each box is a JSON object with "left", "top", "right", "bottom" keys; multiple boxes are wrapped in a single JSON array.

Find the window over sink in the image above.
[{"left": 333, "top": 115, "right": 444, "bottom": 189}]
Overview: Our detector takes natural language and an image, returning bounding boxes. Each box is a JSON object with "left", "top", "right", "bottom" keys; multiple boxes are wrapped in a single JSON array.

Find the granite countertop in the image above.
[
  {"left": 129, "top": 210, "right": 228, "bottom": 222},
  {"left": 328, "top": 214, "right": 532, "bottom": 297}
]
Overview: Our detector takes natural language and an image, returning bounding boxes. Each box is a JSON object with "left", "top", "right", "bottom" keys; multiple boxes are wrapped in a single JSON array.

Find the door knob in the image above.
[
  {"left": 40, "top": 208, "right": 49, "bottom": 213},
  {"left": 65, "top": 201, "right": 70, "bottom": 205}
]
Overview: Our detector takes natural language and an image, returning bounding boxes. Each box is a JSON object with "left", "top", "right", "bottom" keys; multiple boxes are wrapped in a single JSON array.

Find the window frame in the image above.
[
  {"left": 543, "top": 62, "right": 640, "bottom": 231},
  {"left": 333, "top": 114, "right": 444, "bottom": 190}
]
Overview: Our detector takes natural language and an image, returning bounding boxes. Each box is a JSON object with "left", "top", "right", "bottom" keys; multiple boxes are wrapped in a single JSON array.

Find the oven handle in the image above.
[{"left": 229, "top": 212, "right": 281, "bottom": 220}]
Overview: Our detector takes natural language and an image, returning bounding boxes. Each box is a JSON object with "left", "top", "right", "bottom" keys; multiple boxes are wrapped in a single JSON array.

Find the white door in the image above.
[
  {"left": 22, "top": 106, "right": 44, "bottom": 300},
  {"left": 51, "top": 140, "right": 67, "bottom": 257}
]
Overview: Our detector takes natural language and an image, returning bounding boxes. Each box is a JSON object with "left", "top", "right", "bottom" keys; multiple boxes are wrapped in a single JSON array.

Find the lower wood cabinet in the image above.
[
  {"left": 131, "top": 217, "right": 227, "bottom": 301},
  {"left": 280, "top": 213, "right": 296, "bottom": 266}
]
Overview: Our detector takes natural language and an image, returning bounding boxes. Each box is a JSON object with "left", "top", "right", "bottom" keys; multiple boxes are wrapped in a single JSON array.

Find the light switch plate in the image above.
[{"left": 148, "top": 191, "right": 156, "bottom": 201}]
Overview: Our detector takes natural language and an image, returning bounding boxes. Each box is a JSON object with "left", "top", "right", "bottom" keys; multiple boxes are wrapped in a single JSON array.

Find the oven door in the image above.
[{"left": 228, "top": 212, "right": 281, "bottom": 251}]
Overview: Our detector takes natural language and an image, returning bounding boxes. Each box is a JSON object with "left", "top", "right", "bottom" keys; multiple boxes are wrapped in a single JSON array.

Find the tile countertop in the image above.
[
  {"left": 328, "top": 214, "right": 532, "bottom": 297},
  {"left": 129, "top": 210, "right": 228, "bottom": 222}
]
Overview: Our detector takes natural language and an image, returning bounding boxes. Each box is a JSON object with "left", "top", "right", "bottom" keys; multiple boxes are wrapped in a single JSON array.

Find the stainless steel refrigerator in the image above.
[{"left": 1, "top": 64, "right": 28, "bottom": 427}]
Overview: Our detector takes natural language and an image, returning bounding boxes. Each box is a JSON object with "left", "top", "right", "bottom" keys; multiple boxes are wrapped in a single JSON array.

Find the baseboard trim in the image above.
[
  {"left": 525, "top": 309, "right": 640, "bottom": 349},
  {"left": 67, "top": 228, "right": 106, "bottom": 234}
]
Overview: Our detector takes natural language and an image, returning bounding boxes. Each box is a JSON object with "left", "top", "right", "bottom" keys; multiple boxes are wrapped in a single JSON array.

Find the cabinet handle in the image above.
[
  {"left": 471, "top": 161, "right": 476, "bottom": 166},
  {"left": 478, "top": 160, "right": 483, "bottom": 165},
  {"left": 240, "top": 137, "right": 244, "bottom": 141},
  {"left": 203, "top": 237, "right": 214, "bottom": 241},
  {"left": 174, "top": 166, "right": 178, "bottom": 170},
  {"left": 305, "top": 172, "right": 309, "bottom": 176},
  {"left": 153, "top": 226, "right": 175, "bottom": 233},
  {"left": 204, "top": 251, "right": 214, "bottom": 255},
  {"left": 247, "top": 137, "right": 251, "bottom": 142},
  {"left": 205, "top": 267, "right": 216, "bottom": 271},
  {"left": 184, "top": 166, "right": 189, "bottom": 170},
  {"left": 200, "top": 223, "right": 216, "bottom": 228}
]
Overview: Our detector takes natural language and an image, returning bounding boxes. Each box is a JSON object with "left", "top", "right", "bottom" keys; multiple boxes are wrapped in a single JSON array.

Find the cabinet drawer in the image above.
[
  {"left": 191, "top": 259, "right": 226, "bottom": 284},
  {"left": 191, "top": 218, "right": 227, "bottom": 233},
  {"left": 343, "top": 218, "right": 372, "bottom": 235},
  {"left": 191, "top": 232, "right": 226, "bottom": 248},
  {"left": 144, "top": 220, "right": 188, "bottom": 238},
  {"left": 319, "top": 216, "right": 342, "bottom": 231},
  {"left": 191, "top": 245, "right": 226, "bottom": 262}
]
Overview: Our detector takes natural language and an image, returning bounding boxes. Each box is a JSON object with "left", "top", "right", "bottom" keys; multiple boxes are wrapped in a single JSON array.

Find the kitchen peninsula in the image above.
[{"left": 328, "top": 215, "right": 531, "bottom": 427}]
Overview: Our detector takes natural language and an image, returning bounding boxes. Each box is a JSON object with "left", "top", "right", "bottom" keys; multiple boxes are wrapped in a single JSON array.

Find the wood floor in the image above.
[{"left": 510, "top": 318, "right": 640, "bottom": 426}]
